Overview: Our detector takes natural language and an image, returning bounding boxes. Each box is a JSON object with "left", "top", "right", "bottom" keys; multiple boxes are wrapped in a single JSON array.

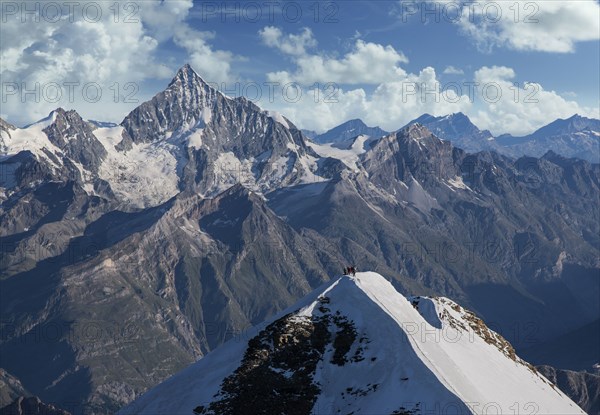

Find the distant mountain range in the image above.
[
  {"left": 403, "top": 112, "right": 600, "bottom": 163},
  {"left": 309, "top": 119, "right": 388, "bottom": 144},
  {"left": 403, "top": 113, "right": 498, "bottom": 155},
  {"left": 1, "top": 65, "right": 598, "bottom": 414},
  {"left": 303, "top": 112, "right": 599, "bottom": 163},
  {"left": 496, "top": 114, "right": 600, "bottom": 162}
]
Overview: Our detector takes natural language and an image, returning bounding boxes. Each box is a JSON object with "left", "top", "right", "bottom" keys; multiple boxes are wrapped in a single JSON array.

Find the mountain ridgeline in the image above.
[
  {"left": 0, "top": 65, "right": 598, "bottom": 413},
  {"left": 406, "top": 112, "right": 600, "bottom": 162}
]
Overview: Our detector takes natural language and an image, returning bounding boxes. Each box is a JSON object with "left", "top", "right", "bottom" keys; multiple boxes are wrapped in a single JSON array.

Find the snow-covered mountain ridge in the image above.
[{"left": 120, "top": 272, "right": 584, "bottom": 415}]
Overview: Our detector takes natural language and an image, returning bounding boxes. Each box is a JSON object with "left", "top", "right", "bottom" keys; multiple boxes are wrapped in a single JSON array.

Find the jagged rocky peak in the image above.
[
  {"left": 165, "top": 63, "right": 221, "bottom": 108},
  {"left": 414, "top": 112, "right": 470, "bottom": 124},
  {"left": 42, "top": 108, "right": 107, "bottom": 172},
  {"left": 120, "top": 63, "right": 299, "bottom": 147},
  {"left": 117, "top": 64, "right": 324, "bottom": 196},
  {"left": 443, "top": 112, "right": 470, "bottom": 122},
  {"left": 392, "top": 122, "right": 450, "bottom": 149},
  {"left": 170, "top": 63, "right": 205, "bottom": 86},
  {"left": 120, "top": 63, "right": 223, "bottom": 143},
  {"left": 362, "top": 122, "right": 462, "bottom": 189},
  {"left": 411, "top": 112, "right": 492, "bottom": 138},
  {"left": 442, "top": 112, "right": 485, "bottom": 134},
  {"left": 403, "top": 112, "right": 501, "bottom": 155},
  {"left": 496, "top": 114, "right": 600, "bottom": 162},
  {"left": 401, "top": 122, "right": 433, "bottom": 139},
  {"left": 43, "top": 108, "right": 92, "bottom": 139}
]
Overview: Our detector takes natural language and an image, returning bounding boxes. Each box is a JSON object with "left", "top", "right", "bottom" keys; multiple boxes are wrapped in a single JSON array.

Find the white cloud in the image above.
[
  {"left": 443, "top": 66, "right": 464, "bottom": 75},
  {"left": 173, "top": 25, "right": 237, "bottom": 84},
  {"left": 260, "top": 67, "right": 472, "bottom": 133},
  {"left": 431, "top": 0, "right": 600, "bottom": 53},
  {"left": 261, "top": 27, "right": 409, "bottom": 85},
  {"left": 0, "top": 0, "right": 236, "bottom": 125},
  {"left": 140, "top": 0, "right": 194, "bottom": 41},
  {"left": 2, "top": 5, "right": 596, "bottom": 137},
  {"left": 255, "top": 26, "right": 598, "bottom": 136},
  {"left": 470, "top": 65, "right": 598, "bottom": 135},
  {"left": 259, "top": 26, "right": 317, "bottom": 56},
  {"left": 256, "top": 63, "right": 598, "bottom": 137}
]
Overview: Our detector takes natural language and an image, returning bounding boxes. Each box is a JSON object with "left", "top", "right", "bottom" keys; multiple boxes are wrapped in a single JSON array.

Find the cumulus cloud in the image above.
[
  {"left": 2, "top": 5, "right": 596, "bottom": 137},
  {"left": 254, "top": 26, "right": 597, "bottom": 135},
  {"left": 470, "top": 66, "right": 598, "bottom": 135},
  {"left": 256, "top": 62, "right": 597, "bottom": 136},
  {"left": 261, "top": 27, "right": 409, "bottom": 85},
  {"left": 260, "top": 67, "right": 473, "bottom": 133},
  {"left": 0, "top": 0, "right": 236, "bottom": 125},
  {"left": 259, "top": 26, "right": 317, "bottom": 56},
  {"left": 173, "top": 25, "right": 237, "bottom": 84},
  {"left": 430, "top": 0, "right": 600, "bottom": 53},
  {"left": 443, "top": 66, "right": 464, "bottom": 75}
]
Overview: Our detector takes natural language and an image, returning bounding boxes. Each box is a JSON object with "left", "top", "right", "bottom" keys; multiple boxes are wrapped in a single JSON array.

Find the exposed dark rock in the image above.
[
  {"left": 194, "top": 296, "right": 365, "bottom": 415},
  {"left": 42, "top": 109, "right": 107, "bottom": 173}
]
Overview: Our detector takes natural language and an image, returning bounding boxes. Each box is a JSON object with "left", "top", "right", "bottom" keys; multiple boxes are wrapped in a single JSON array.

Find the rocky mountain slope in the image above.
[
  {"left": 120, "top": 272, "right": 585, "bottom": 415},
  {"left": 1, "top": 65, "right": 598, "bottom": 413},
  {"left": 297, "top": 124, "right": 599, "bottom": 348}
]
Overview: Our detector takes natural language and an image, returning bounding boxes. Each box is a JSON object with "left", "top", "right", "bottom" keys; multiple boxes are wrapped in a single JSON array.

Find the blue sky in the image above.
[{"left": 1, "top": 0, "right": 599, "bottom": 135}]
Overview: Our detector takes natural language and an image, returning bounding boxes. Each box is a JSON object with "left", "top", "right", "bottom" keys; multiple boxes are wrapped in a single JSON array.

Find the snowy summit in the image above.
[{"left": 119, "top": 272, "right": 584, "bottom": 415}]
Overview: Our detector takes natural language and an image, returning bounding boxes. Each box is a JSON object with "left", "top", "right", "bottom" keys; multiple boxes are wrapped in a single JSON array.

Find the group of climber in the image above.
[{"left": 343, "top": 265, "right": 357, "bottom": 276}]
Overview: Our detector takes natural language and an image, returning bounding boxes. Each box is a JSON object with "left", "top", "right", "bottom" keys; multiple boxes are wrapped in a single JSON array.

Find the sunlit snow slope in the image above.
[{"left": 119, "top": 272, "right": 585, "bottom": 415}]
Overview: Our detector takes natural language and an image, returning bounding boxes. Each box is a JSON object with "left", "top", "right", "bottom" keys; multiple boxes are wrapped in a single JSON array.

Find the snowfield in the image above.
[
  {"left": 307, "top": 134, "right": 372, "bottom": 172},
  {"left": 119, "top": 272, "right": 584, "bottom": 415},
  {"left": 0, "top": 112, "right": 64, "bottom": 171},
  {"left": 93, "top": 125, "right": 183, "bottom": 208}
]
